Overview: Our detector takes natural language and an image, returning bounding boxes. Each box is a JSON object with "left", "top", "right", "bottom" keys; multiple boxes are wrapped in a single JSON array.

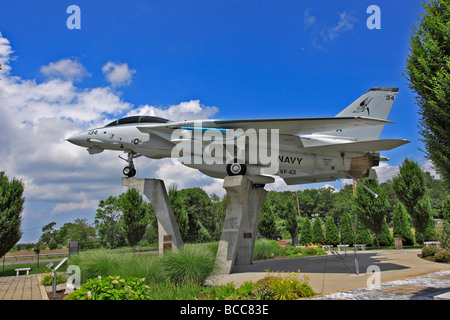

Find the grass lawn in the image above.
[{"left": 0, "top": 263, "right": 64, "bottom": 277}]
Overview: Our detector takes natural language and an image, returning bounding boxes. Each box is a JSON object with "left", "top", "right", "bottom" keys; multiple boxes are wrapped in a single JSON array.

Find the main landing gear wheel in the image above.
[{"left": 226, "top": 162, "right": 247, "bottom": 176}]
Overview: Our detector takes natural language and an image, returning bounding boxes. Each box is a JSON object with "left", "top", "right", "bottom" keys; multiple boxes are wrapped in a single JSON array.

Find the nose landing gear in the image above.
[
  {"left": 119, "top": 151, "right": 139, "bottom": 177},
  {"left": 123, "top": 165, "right": 136, "bottom": 178}
]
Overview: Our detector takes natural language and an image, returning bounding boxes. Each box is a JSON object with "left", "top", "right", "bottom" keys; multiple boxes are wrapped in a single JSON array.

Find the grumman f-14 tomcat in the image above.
[{"left": 67, "top": 87, "right": 409, "bottom": 189}]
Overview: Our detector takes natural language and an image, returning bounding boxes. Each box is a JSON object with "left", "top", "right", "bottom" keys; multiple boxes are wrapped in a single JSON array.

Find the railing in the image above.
[
  {"left": 2, "top": 252, "right": 68, "bottom": 265},
  {"left": 1, "top": 246, "right": 159, "bottom": 266}
]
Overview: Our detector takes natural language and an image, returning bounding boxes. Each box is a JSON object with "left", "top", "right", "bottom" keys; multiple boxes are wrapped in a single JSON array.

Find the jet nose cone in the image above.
[{"left": 66, "top": 132, "right": 86, "bottom": 146}]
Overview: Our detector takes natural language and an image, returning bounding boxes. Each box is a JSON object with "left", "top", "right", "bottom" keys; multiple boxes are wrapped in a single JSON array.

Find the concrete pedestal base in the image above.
[
  {"left": 122, "top": 178, "right": 183, "bottom": 253},
  {"left": 215, "top": 176, "right": 268, "bottom": 274}
]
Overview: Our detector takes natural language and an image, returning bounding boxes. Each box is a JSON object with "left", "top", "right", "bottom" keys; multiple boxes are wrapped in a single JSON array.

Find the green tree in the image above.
[
  {"left": 95, "top": 196, "right": 126, "bottom": 248},
  {"left": 64, "top": 218, "right": 97, "bottom": 249},
  {"left": 118, "top": 188, "right": 151, "bottom": 248},
  {"left": 354, "top": 215, "right": 373, "bottom": 246},
  {"left": 258, "top": 200, "right": 277, "bottom": 239},
  {"left": 443, "top": 196, "right": 450, "bottom": 223},
  {"left": 169, "top": 186, "right": 190, "bottom": 240},
  {"left": 393, "top": 158, "right": 432, "bottom": 244},
  {"left": 392, "top": 203, "right": 414, "bottom": 245},
  {"left": 353, "top": 179, "right": 391, "bottom": 247},
  {"left": 177, "top": 188, "right": 213, "bottom": 242},
  {"left": 339, "top": 212, "right": 354, "bottom": 245},
  {"left": 39, "top": 222, "right": 59, "bottom": 248},
  {"left": 312, "top": 217, "right": 324, "bottom": 243},
  {"left": 404, "top": 0, "right": 450, "bottom": 184},
  {"left": 209, "top": 193, "right": 227, "bottom": 241},
  {"left": 423, "top": 215, "right": 438, "bottom": 241},
  {"left": 299, "top": 217, "right": 313, "bottom": 245},
  {"left": 0, "top": 172, "right": 24, "bottom": 258},
  {"left": 325, "top": 216, "right": 340, "bottom": 246},
  {"left": 284, "top": 196, "right": 299, "bottom": 246},
  {"left": 424, "top": 172, "right": 449, "bottom": 217},
  {"left": 378, "top": 217, "right": 394, "bottom": 247}
]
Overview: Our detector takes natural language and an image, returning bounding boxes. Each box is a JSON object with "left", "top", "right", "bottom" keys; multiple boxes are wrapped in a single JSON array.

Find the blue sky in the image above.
[{"left": 0, "top": 0, "right": 434, "bottom": 243}]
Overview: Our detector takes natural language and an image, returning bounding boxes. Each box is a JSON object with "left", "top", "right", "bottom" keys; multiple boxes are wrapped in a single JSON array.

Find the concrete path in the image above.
[
  {"left": 208, "top": 249, "right": 450, "bottom": 299},
  {"left": 0, "top": 274, "right": 48, "bottom": 300}
]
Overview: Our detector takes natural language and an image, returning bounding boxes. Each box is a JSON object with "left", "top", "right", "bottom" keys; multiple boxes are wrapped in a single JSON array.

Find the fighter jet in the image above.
[{"left": 67, "top": 87, "right": 409, "bottom": 186}]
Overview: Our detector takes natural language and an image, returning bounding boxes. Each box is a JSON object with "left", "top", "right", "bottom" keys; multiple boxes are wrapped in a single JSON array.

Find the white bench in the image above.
[
  {"left": 337, "top": 245, "right": 349, "bottom": 252},
  {"left": 424, "top": 241, "right": 441, "bottom": 248},
  {"left": 15, "top": 268, "right": 31, "bottom": 276},
  {"left": 354, "top": 244, "right": 366, "bottom": 251}
]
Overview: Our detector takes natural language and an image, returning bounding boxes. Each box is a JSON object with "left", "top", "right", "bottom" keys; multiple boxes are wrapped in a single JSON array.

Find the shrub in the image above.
[
  {"left": 434, "top": 249, "right": 450, "bottom": 263},
  {"left": 40, "top": 272, "right": 67, "bottom": 286},
  {"left": 65, "top": 276, "right": 151, "bottom": 300},
  {"left": 159, "top": 245, "right": 216, "bottom": 284},
  {"left": 252, "top": 271, "right": 315, "bottom": 300},
  {"left": 422, "top": 245, "right": 439, "bottom": 258},
  {"left": 253, "top": 239, "right": 282, "bottom": 260}
]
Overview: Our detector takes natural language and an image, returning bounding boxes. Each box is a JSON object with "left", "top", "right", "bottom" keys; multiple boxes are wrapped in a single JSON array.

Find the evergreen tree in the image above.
[
  {"left": 177, "top": 188, "right": 213, "bottom": 242},
  {"left": 0, "top": 172, "right": 25, "bottom": 258},
  {"left": 393, "top": 158, "right": 432, "bottom": 244},
  {"left": 392, "top": 203, "right": 414, "bottom": 245},
  {"left": 355, "top": 215, "right": 373, "bottom": 246},
  {"left": 378, "top": 217, "right": 394, "bottom": 246},
  {"left": 299, "top": 217, "right": 313, "bottom": 245},
  {"left": 169, "top": 186, "right": 190, "bottom": 240},
  {"left": 258, "top": 200, "right": 277, "bottom": 239},
  {"left": 118, "top": 188, "right": 151, "bottom": 248},
  {"left": 404, "top": 0, "right": 450, "bottom": 184},
  {"left": 325, "top": 216, "right": 340, "bottom": 246},
  {"left": 353, "top": 179, "right": 391, "bottom": 247},
  {"left": 423, "top": 215, "right": 438, "bottom": 241},
  {"left": 284, "top": 196, "right": 299, "bottom": 246},
  {"left": 312, "top": 216, "right": 324, "bottom": 243},
  {"left": 339, "top": 212, "right": 354, "bottom": 245},
  {"left": 443, "top": 196, "right": 450, "bottom": 223}
]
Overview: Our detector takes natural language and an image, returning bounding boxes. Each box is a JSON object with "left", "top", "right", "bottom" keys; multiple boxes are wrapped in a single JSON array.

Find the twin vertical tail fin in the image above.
[{"left": 321, "top": 87, "right": 399, "bottom": 141}]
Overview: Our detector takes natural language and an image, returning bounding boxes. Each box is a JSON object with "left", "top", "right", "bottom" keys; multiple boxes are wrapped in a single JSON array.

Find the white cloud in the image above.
[
  {"left": 40, "top": 58, "right": 90, "bottom": 82},
  {"left": 323, "top": 12, "right": 356, "bottom": 41},
  {"left": 102, "top": 61, "right": 136, "bottom": 87},
  {"left": 0, "top": 32, "right": 221, "bottom": 235},
  {"left": 52, "top": 200, "right": 99, "bottom": 214},
  {"left": 303, "top": 10, "right": 357, "bottom": 50},
  {"left": 126, "top": 100, "right": 219, "bottom": 121},
  {"left": 0, "top": 31, "right": 13, "bottom": 74},
  {"left": 304, "top": 10, "right": 316, "bottom": 29},
  {"left": 421, "top": 159, "right": 441, "bottom": 179}
]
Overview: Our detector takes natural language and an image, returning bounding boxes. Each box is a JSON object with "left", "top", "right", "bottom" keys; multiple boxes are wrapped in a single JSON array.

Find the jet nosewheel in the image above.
[
  {"left": 226, "top": 162, "right": 247, "bottom": 176},
  {"left": 119, "top": 151, "right": 139, "bottom": 178},
  {"left": 123, "top": 165, "right": 136, "bottom": 177}
]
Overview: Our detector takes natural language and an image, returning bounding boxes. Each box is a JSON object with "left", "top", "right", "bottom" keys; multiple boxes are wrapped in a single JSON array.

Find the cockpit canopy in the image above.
[{"left": 104, "top": 116, "right": 170, "bottom": 127}]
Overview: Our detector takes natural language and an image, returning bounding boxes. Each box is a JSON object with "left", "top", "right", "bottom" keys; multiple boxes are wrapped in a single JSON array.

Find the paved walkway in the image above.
[
  {"left": 0, "top": 274, "right": 48, "bottom": 300},
  {"left": 209, "top": 249, "right": 450, "bottom": 300},
  {"left": 310, "top": 269, "right": 450, "bottom": 300}
]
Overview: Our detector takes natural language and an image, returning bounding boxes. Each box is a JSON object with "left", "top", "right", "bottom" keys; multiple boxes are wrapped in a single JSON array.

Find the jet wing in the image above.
[
  {"left": 206, "top": 117, "right": 391, "bottom": 135},
  {"left": 137, "top": 116, "right": 392, "bottom": 138},
  {"left": 299, "top": 139, "right": 410, "bottom": 154}
]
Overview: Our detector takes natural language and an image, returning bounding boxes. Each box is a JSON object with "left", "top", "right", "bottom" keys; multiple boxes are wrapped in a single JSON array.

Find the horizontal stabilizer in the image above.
[{"left": 300, "top": 139, "right": 409, "bottom": 154}]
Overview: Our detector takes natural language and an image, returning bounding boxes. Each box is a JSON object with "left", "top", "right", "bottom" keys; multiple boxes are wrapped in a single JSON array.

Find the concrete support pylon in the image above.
[
  {"left": 122, "top": 178, "right": 183, "bottom": 253},
  {"left": 215, "top": 175, "right": 267, "bottom": 274},
  {"left": 234, "top": 185, "right": 267, "bottom": 271}
]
